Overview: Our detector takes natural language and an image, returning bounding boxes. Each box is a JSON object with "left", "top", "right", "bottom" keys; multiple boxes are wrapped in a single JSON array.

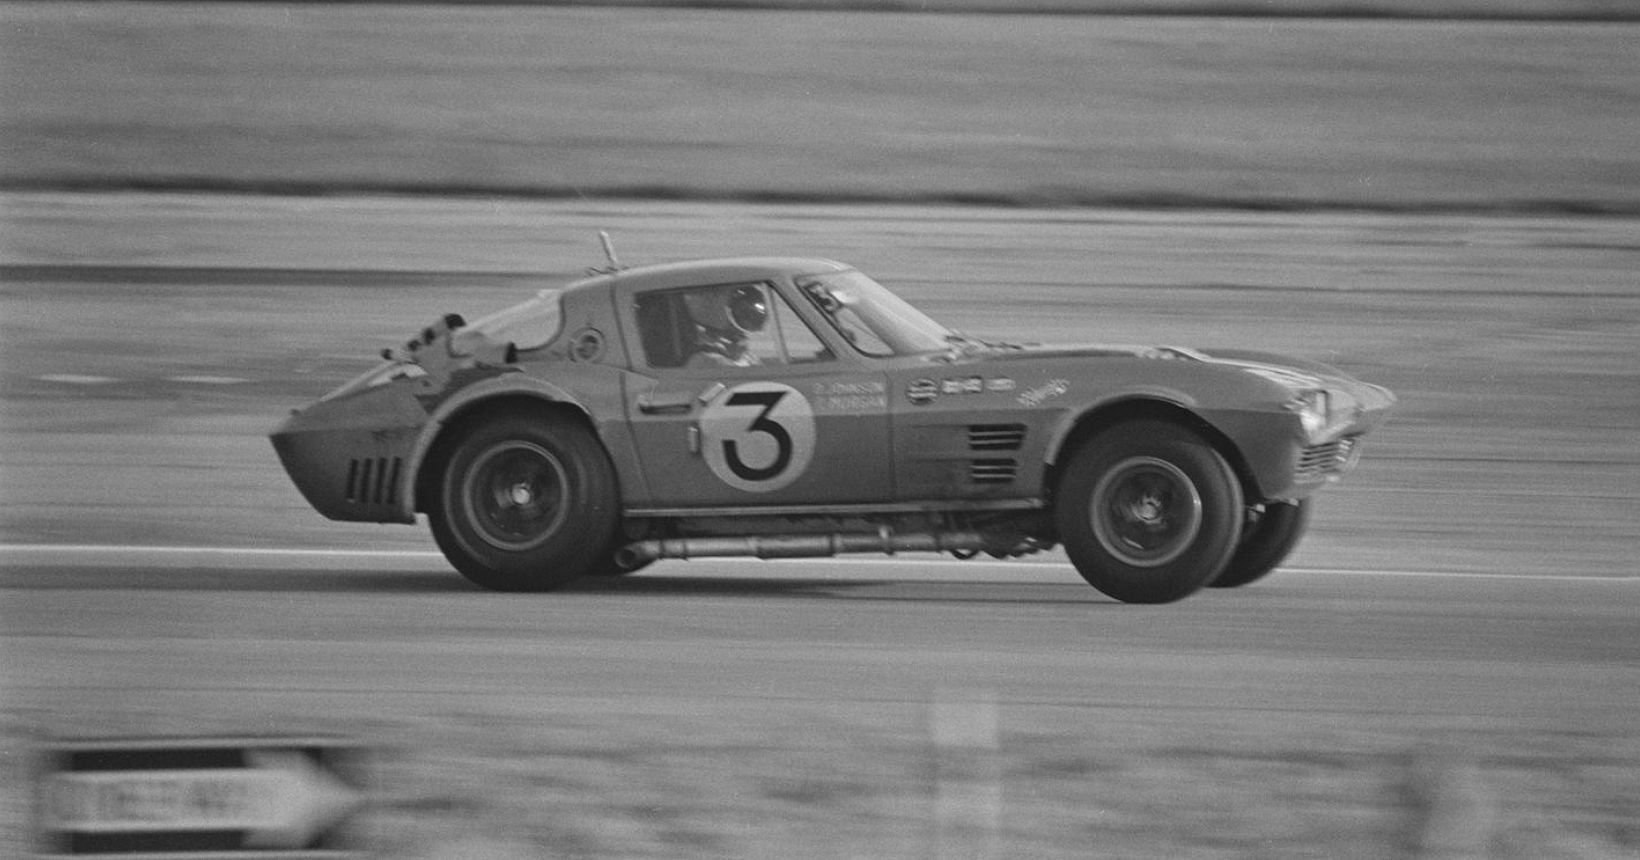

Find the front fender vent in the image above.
[
  {"left": 970, "top": 458, "right": 1019, "bottom": 484},
  {"left": 969, "top": 423, "right": 1026, "bottom": 452},
  {"left": 345, "top": 457, "right": 402, "bottom": 506}
]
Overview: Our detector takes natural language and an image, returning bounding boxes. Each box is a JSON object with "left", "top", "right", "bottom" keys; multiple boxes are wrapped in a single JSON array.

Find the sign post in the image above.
[{"left": 36, "top": 737, "right": 366, "bottom": 858}]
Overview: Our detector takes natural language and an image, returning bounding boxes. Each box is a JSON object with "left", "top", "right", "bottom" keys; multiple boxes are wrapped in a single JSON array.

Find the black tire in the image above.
[
  {"left": 1055, "top": 420, "right": 1244, "bottom": 604},
  {"left": 428, "top": 411, "right": 618, "bottom": 591},
  {"left": 1210, "top": 499, "right": 1312, "bottom": 589}
]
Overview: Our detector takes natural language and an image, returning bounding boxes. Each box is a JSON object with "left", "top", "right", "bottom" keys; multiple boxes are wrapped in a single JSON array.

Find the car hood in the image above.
[
  {"left": 977, "top": 342, "right": 1396, "bottom": 407},
  {"left": 980, "top": 341, "right": 1322, "bottom": 371}
]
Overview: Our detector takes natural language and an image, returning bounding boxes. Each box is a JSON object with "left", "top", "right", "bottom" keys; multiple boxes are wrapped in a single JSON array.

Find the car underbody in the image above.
[{"left": 611, "top": 505, "right": 1057, "bottom": 569}]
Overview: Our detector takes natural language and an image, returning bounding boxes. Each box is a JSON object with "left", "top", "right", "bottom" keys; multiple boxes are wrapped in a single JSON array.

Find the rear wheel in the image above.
[
  {"left": 1210, "top": 499, "right": 1312, "bottom": 588},
  {"left": 428, "top": 411, "right": 618, "bottom": 591},
  {"left": 1055, "top": 420, "right": 1243, "bottom": 603}
]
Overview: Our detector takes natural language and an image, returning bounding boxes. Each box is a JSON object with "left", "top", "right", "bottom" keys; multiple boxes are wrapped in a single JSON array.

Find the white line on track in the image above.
[
  {"left": 32, "top": 373, "right": 118, "bottom": 385},
  {"left": 0, "top": 544, "right": 1632, "bottom": 582},
  {"left": 165, "top": 374, "right": 250, "bottom": 385},
  {"left": 31, "top": 374, "right": 249, "bottom": 385},
  {"left": 0, "top": 545, "right": 441, "bottom": 558}
]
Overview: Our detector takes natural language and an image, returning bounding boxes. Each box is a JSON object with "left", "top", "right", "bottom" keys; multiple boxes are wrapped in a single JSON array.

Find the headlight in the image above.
[
  {"left": 1286, "top": 387, "right": 1363, "bottom": 444},
  {"left": 1287, "top": 389, "right": 1331, "bottom": 444}
]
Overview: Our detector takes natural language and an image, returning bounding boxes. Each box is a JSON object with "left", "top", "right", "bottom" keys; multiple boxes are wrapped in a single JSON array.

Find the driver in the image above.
[{"left": 684, "top": 284, "right": 768, "bottom": 367}]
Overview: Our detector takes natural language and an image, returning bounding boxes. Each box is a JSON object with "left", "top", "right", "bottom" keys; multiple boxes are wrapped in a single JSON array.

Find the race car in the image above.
[{"left": 271, "top": 252, "right": 1394, "bottom": 603}]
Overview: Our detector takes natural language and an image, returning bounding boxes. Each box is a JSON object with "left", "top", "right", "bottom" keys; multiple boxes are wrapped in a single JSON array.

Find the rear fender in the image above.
[{"left": 403, "top": 376, "right": 589, "bottom": 518}]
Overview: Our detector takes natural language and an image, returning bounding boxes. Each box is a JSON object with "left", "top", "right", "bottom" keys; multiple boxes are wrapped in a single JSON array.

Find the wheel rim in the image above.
[
  {"left": 1090, "top": 456, "right": 1203, "bottom": 568},
  {"left": 460, "top": 441, "right": 570, "bottom": 551}
]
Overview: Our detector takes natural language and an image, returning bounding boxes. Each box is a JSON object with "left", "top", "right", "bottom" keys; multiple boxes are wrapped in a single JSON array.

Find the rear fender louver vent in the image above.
[
  {"left": 345, "top": 457, "right": 402, "bottom": 506},
  {"left": 968, "top": 423, "right": 1026, "bottom": 451}
]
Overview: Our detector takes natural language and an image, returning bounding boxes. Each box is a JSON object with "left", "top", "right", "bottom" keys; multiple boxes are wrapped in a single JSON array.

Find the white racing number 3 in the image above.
[{"left": 700, "top": 382, "right": 816, "bottom": 492}]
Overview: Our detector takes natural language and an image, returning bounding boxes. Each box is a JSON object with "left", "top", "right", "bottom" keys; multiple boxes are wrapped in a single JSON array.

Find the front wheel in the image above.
[
  {"left": 428, "top": 411, "right": 618, "bottom": 591},
  {"left": 1055, "top": 420, "right": 1244, "bottom": 604},
  {"left": 1210, "top": 499, "right": 1312, "bottom": 588}
]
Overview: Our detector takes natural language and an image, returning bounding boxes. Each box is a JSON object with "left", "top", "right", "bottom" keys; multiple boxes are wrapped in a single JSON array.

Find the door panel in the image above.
[
  {"left": 626, "top": 369, "right": 891, "bottom": 507},
  {"left": 618, "top": 278, "right": 890, "bottom": 508}
]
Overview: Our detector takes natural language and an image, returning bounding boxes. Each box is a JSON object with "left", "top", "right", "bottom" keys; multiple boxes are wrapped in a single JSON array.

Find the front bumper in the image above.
[{"left": 1212, "top": 379, "right": 1395, "bottom": 502}]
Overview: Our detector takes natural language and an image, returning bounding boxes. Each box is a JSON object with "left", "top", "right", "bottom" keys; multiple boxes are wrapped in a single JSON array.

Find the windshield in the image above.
[{"left": 796, "top": 270, "right": 951, "bottom": 357}]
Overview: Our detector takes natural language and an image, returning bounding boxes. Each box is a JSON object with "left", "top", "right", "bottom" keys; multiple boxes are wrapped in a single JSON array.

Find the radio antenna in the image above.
[
  {"left": 598, "top": 230, "right": 622, "bottom": 269},
  {"left": 586, "top": 230, "right": 626, "bottom": 276}
]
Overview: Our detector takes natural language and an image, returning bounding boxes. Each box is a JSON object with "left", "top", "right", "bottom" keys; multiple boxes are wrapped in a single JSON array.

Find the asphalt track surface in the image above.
[
  {"left": 5, "top": 548, "right": 1635, "bottom": 736},
  {"left": 2, "top": 197, "right": 1637, "bottom": 857},
  {"left": 4, "top": 549, "right": 1638, "bottom": 856}
]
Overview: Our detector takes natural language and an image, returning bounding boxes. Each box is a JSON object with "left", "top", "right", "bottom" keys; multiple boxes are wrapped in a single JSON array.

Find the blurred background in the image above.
[
  {"left": 2, "top": 2, "right": 1637, "bottom": 858},
  {"left": 4, "top": 1, "right": 1639, "bottom": 210}
]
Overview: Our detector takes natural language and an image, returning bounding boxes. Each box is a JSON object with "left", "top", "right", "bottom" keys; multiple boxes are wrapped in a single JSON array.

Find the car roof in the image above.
[{"left": 565, "top": 256, "right": 854, "bottom": 294}]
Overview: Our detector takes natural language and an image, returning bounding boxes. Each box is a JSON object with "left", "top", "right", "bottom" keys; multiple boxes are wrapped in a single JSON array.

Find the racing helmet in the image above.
[
  {"left": 726, "top": 284, "right": 768, "bottom": 333},
  {"left": 686, "top": 284, "right": 768, "bottom": 333}
]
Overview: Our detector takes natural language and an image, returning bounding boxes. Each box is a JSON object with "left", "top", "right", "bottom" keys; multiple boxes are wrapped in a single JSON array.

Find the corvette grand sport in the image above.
[{"left": 272, "top": 254, "right": 1395, "bottom": 603}]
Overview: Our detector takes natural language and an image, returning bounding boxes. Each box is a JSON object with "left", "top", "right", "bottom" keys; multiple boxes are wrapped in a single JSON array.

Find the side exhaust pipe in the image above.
[{"left": 615, "top": 530, "right": 994, "bottom": 566}]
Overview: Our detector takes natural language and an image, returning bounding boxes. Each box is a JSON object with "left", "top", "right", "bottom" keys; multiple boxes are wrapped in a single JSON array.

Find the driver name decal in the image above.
[
  {"left": 699, "top": 382, "right": 817, "bottom": 492},
  {"left": 813, "top": 379, "right": 887, "bottom": 413},
  {"left": 1018, "top": 379, "right": 1070, "bottom": 407}
]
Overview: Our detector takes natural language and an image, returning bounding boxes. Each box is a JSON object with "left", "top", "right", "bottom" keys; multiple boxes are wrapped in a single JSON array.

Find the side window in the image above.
[
  {"left": 768, "top": 289, "right": 833, "bottom": 364},
  {"left": 633, "top": 291, "right": 693, "bottom": 369},
  {"left": 634, "top": 283, "right": 833, "bottom": 369}
]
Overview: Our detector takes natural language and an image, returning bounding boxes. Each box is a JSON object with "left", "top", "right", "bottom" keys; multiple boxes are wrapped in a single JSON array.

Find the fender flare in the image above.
[
  {"left": 1043, "top": 390, "right": 1283, "bottom": 505},
  {"left": 1042, "top": 388, "right": 1199, "bottom": 467},
  {"left": 397, "top": 375, "right": 590, "bottom": 519}
]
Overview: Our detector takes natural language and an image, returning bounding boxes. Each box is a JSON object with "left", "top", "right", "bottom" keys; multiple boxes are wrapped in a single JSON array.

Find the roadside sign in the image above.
[{"left": 35, "top": 737, "right": 366, "bottom": 858}]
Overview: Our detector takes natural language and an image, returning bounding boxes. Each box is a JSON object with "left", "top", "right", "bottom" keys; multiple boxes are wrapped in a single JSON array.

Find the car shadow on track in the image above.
[
  {"left": 2, "top": 566, "right": 885, "bottom": 597},
  {"left": 567, "top": 572, "right": 1110, "bottom": 605},
  {"left": 1, "top": 567, "right": 1109, "bottom": 604},
  {"left": 564, "top": 574, "right": 881, "bottom": 598}
]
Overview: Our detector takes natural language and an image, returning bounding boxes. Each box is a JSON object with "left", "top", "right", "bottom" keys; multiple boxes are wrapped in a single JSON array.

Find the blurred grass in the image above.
[
  {"left": 366, "top": 711, "right": 1639, "bottom": 859},
  {"left": 2, "top": 4, "right": 1638, "bottom": 212},
  {"left": 8, "top": 700, "right": 1636, "bottom": 859}
]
